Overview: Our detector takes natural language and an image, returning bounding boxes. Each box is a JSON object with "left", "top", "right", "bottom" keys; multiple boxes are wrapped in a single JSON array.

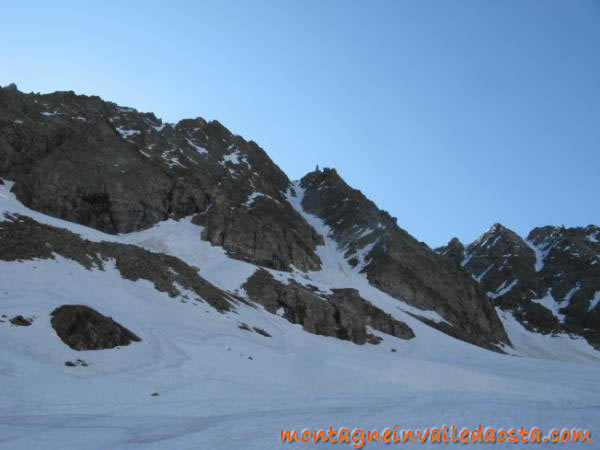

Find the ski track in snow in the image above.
[{"left": 1, "top": 179, "right": 600, "bottom": 449}]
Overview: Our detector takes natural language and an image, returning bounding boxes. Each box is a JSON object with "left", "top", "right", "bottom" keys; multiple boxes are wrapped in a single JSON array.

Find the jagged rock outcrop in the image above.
[
  {"left": 0, "top": 84, "right": 321, "bottom": 271},
  {"left": 0, "top": 213, "right": 233, "bottom": 312},
  {"left": 243, "top": 269, "right": 414, "bottom": 344},
  {"left": 437, "top": 237, "right": 464, "bottom": 266},
  {"left": 298, "top": 168, "right": 509, "bottom": 351},
  {"left": 51, "top": 305, "right": 141, "bottom": 350},
  {"left": 437, "top": 223, "right": 600, "bottom": 348}
]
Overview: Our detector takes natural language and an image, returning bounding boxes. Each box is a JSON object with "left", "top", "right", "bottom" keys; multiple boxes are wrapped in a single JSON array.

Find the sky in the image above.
[{"left": 2, "top": 1, "right": 599, "bottom": 247}]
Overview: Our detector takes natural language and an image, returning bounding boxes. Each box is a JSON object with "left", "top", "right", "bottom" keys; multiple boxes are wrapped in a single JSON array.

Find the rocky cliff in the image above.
[
  {"left": 299, "top": 168, "right": 509, "bottom": 351},
  {"left": 243, "top": 269, "right": 415, "bottom": 345},
  {"left": 0, "top": 84, "right": 321, "bottom": 271}
]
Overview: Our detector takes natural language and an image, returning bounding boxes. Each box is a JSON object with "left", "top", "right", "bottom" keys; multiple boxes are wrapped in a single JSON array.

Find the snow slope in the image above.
[{"left": 1, "top": 180, "right": 600, "bottom": 449}]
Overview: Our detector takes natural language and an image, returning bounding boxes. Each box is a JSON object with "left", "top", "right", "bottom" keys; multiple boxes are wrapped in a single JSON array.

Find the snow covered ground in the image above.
[{"left": 1, "top": 180, "right": 599, "bottom": 449}]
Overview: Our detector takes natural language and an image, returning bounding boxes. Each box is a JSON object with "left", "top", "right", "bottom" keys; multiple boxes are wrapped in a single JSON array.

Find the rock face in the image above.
[
  {"left": 0, "top": 84, "right": 514, "bottom": 352},
  {"left": 0, "top": 85, "right": 321, "bottom": 271},
  {"left": 437, "top": 237, "right": 465, "bottom": 266},
  {"left": 436, "top": 224, "right": 600, "bottom": 348},
  {"left": 243, "top": 269, "right": 414, "bottom": 344},
  {"left": 299, "top": 168, "right": 509, "bottom": 351},
  {"left": 51, "top": 305, "right": 141, "bottom": 350},
  {"left": 0, "top": 213, "right": 234, "bottom": 312}
]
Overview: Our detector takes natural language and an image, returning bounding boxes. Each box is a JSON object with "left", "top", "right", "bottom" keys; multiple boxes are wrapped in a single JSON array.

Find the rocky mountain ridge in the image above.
[
  {"left": 436, "top": 223, "right": 600, "bottom": 348},
  {"left": 298, "top": 169, "right": 509, "bottom": 350},
  {"left": 1, "top": 83, "right": 597, "bottom": 354},
  {"left": 0, "top": 83, "right": 321, "bottom": 272}
]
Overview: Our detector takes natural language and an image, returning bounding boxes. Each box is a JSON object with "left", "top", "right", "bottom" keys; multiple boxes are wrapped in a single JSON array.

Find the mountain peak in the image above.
[
  {"left": 483, "top": 222, "right": 511, "bottom": 236},
  {"left": 298, "top": 167, "right": 508, "bottom": 350},
  {"left": 434, "top": 237, "right": 465, "bottom": 265},
  {"left": 448, "top": 236, "right": 463, "bottom": 246},
  {"left": 473, "top": 223, "right": 525, "bottom": 250},
  {"left": 301, "top": 166, "right": 343, "bottom": 188}
]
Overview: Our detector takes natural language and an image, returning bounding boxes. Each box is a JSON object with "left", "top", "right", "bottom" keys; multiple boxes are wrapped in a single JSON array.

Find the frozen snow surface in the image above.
[
  {"left": 589, "top": 291, "right": 600, "bottom": 312},
  {"left": 487, "top": 279, "right": 518, "bottom": 300},
  {"left": 1, "top": 180, "right": 600, "bottom": 449},
  {"left": 220, "top": 147, "right": 247, "bottom": 166},
  {"left": 115, "top": 127, "right": 141, "bottom": 139},
  {"left": 526, "top": 238, "right": 551, "bottom": 272},
  {"left": 243, "top": 192, "right": 279, "bottom": 207},
  {"left": 530, "top": 291, "right": 569, "bottom": 323},
  {"left": 185, "top": 137, "right": 208, "bottom": 155}
]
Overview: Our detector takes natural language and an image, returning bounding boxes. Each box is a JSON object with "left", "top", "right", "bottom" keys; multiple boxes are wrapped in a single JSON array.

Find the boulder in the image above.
[
  {"left": 51, "top": 305, "right": 141, "bottom": 350},
  {"left": 9, "top": 315, "right": 32, "bottom": 326}
]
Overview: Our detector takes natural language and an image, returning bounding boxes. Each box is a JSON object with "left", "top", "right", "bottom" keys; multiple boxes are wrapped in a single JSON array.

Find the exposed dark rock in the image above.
[
  {"left": 437, "top": 223, "right": 600, "bottom": 348},
  {"left": 8, "top": 84, "right": 596, "bottom": 353},
  {"left": 434, "top": 237, "right": 464, "bottom": 266},
  {"left": 192, "top": 195, "right": 322, "bottom": 271},
  {"left": 253, "top": 326, "right": 271, "bottom": 337},
  {"left": 238, "top": 322, "right": 251, "bottom": 331},
  {"left": 243, "top": 269, "right": 414, "bottom": 344},
  {"left": 299, "top": 168, "right": 509, "bottom": 351},
  {"left": 0, "top": 85, "right": 322, "bottom": 271},
  {"left": 366, "top": 334, "right": 383, "bottom": 345},
  {"left": 51, "top": 305, "right": 141, "bottom": 350},
  {"left": 64, "top": 359, "right": 88, "bottom": 367},
  {"left": 0, "top": 214, "right": 233, "bottom": 312},
  {"left": 329, "top": 288, "right": 415, "bottom": 341},
  {"left": 9, "top": 315, "right": 32, "bottom": 326}
]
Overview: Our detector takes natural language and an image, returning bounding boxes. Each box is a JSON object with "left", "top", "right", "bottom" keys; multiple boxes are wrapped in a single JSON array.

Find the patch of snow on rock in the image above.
[
  {"left": 185, "top": 137, "right": 208, "bottom": 155},
  {"left": 116, "top": 127, "right": 141, "bottom": 139},
  {"left": 487, "top": 279, "right": 518, "bottom": 299}
]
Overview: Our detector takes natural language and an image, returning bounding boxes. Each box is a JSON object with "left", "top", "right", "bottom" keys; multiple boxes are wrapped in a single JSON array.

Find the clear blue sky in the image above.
[{"left": 2, "top": 1, "right": 599, "bottom": 247}]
